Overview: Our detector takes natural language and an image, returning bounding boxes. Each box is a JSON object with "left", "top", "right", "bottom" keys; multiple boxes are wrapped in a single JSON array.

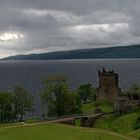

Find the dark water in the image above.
[{"left": 0, "top": 59, "right": 140, "bottom": 117}]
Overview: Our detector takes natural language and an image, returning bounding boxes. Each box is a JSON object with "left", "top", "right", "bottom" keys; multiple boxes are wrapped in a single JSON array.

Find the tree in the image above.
[
  {"left": 13, "top": 85, "right": 33, "bottom": 121},
  {"left": 123, "top": 84, "right": 140, "bottom": 96},
  {"left": 129, "top": 84, "right": 140, "bottom": 90},
  {"left": 65, "top": 91, "right": 82, "bottom": 115},
  {"left": 0, "top": 92, "right": 15, "bottom": 123},
  {"left": 41, "top": 74, "right": 81, "bottom": 117},
  {"left": 76, "top": 83, "right": 96, "bottom": 104}
]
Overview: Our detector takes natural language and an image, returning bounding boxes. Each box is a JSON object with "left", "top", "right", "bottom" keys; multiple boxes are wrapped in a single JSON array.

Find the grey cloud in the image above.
[{"left": 0, "top": 0, "right": 140, "bottom": 58}]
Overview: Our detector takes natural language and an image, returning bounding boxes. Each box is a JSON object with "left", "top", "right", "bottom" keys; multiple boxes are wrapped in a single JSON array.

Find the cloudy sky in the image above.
[{"left": 0, "top": 0, "right": 140, "bottom": 58}]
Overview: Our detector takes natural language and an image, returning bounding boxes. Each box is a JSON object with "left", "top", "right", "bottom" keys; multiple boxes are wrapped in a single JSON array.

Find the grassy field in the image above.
[{"left": 0, "top": 123, "right": 137, "bottom": 140}]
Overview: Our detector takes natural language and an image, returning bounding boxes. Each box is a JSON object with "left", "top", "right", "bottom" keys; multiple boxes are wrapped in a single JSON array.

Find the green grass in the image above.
[
  {"left": 82, "top": 101, "right": 113, "bottom": 114},
  {"left": 94, "top": 114, "right": 115, "bottom": 131},
  {"left": 25, "top": 118, "right": 41, "bottom": 124},
  {"left": 112, "top": 113, "right": 139, "bottom": 133},
  {"left": 0, "top": 122, "right": 23, "bottom": 128},
  {"left": 0, "top": 123, "right": 135, "bottom": 140},
  {"left": 94, "top": 110, "right": 140, "bottom": 138},
  {"left": 75, "top": 119, "right": 81, "bottom": 127},
  {"left": 127, "top": 129, "right": 140, "bottom": 139}
]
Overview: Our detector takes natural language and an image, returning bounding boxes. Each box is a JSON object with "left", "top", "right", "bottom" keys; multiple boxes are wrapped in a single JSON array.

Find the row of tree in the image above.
[
  {"left": 0, "top": 74, "right": 96, "bottom": 123},
  {"left": 0, "top": 86, "right": 33, "bottom": 123}
]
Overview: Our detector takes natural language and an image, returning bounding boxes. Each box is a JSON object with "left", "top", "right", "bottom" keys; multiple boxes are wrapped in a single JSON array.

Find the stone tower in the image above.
[{"left": 97, "top": 67, "right": 121, "bottom": 103}]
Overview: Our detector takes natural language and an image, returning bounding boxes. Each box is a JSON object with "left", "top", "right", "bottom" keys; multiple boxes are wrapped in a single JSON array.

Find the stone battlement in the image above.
[{"left": 98, "top": 67, "right": 118, "bottom": 77}]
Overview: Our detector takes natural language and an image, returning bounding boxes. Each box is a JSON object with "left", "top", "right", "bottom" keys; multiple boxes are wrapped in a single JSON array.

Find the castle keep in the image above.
[{"left": 97, "top": 67, "right": 121, "bottom": 103}]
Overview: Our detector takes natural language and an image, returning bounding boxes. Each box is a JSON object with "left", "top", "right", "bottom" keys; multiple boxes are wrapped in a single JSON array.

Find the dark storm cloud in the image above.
[{"left": 0, "top": 0, "right": 140, "bottom": 58}]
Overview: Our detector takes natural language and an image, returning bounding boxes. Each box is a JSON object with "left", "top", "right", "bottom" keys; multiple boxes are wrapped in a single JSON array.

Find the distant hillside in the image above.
[{"left": 2, "top": 45, "right": 140, "bottom": 60}]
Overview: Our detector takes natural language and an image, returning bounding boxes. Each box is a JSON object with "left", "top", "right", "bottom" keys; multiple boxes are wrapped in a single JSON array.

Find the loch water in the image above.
[{"left": 0, "top": 59, "right": 139, "bottom": 116}]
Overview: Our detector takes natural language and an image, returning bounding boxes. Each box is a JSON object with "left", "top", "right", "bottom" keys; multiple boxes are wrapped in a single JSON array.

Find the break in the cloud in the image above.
[
  {"left": 0, "top": 32, "right": 24, "bottom": 42},
  {"left": 0, "top": 0, "right": 140, "bottom": 58}
]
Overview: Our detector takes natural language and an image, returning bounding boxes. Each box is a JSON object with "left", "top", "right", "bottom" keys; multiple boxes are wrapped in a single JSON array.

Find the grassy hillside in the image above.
[
  {"left": 128, "top": 129, "right": 140, "bottom": 139},
  {"left": 94, "top": 110, "right": 140, "bottom": 138},
  {"left": 82, "top": 101, "right": 140, "bottom": 139},
  {"left": 82, "top": 101, "right": 113, "bottom": 114},
  {"left": 0, "top": 123, "right": 136, "bottom": 140}
]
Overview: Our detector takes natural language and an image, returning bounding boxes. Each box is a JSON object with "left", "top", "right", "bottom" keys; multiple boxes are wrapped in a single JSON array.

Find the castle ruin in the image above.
[
  {"left": 97, "top": 67, "right": 140, "bottom": 114},
  {"left": 97, "top": 67, "right": 121, "bottom": 103}
]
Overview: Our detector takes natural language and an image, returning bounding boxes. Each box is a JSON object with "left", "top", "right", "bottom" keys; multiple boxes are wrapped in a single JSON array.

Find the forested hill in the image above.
[{"left": 2, "top": 45, "right": 140, "bottom": 60}]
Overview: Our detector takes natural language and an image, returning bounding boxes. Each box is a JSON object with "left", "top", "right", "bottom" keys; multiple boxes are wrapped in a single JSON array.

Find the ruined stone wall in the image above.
[{"left": 115, "top": 97, "right": 140, "bottom": 115}]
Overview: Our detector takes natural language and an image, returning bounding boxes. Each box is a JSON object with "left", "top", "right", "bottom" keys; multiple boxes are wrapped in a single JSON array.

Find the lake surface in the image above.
[{"left": 0, "top": 59, "right": 140, "bottom": 117}]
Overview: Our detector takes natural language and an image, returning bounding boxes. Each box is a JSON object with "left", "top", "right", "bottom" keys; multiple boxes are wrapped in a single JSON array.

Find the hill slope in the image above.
[
  {"left": 82, "top": 102, "right": 140, "bottom": 139},
  {"left": 94, "top": 110, "right": 140, "bottom": 138},
  {"left": 2, "top": 44, "right": 140, "bottom": 60}
]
